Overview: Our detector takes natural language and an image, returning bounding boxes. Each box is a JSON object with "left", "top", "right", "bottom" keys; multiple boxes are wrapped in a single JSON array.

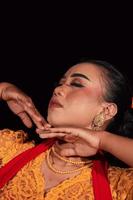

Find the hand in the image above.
[
  {"left": 36, "top": 127, "right": 102, "bottom": 157},
  {"left": 1, "top": 83, "right": 50, "bottom": 129}
]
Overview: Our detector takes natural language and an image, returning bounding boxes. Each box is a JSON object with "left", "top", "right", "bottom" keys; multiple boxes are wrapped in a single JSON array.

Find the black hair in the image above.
[{"left": 79, "top": 59, "right": 133, "bottom": 166}]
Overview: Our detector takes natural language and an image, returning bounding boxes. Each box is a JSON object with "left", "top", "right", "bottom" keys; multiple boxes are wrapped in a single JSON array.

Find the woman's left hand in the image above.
[
  {"left": 1, "top": 82, "right": 49, "bottom": 129},
  {"left": 36, "top": 127, "right": 102, "bottom": 157}
]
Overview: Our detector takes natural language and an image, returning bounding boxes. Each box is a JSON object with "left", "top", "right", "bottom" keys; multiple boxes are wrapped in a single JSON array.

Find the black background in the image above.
[{"left": 0, "top": 2, "right": 133, "bottom": 131}]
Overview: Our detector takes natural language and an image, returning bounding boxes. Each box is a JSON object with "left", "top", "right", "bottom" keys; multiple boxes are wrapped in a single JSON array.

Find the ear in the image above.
[{"left": 101, "top": 102, "right": 118, "bottom": 121}]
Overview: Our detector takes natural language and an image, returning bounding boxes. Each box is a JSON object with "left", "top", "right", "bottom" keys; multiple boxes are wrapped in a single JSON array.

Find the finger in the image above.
[
  {"left": 36, "top": 128, "right": 79, "bottom": 142},
  {"left": 38, "top": 132, "right": 66, "bottom": 139},
  {"left": 17, "top": 112, "right": 33, "bottom": 128},
  {"left": 36, "top": 128, "right": 54, "bottom": 133},
  {"left": 47, "top": 127, "right": 100, "bottom": 148},
  {"left": 36, "top": 129, "right": 51, "bottom": 134},
  {"left": 18, "top": 100, "right": 49, "bottom": 129},
  {"left": 18, "top": 106, "right": 47, "bottom": 129},
  {"left": 39, "top": 127, "right": 80, "bottom": 140},
  {"left": 18, "top": 98, "right": 43, "bottom": 120},
  {"left": 17, "top": 93, "right": 35, "bottom": 107},
  {"left": 47, "top": 127, "right": 90, "bottom": 141},
  {"left": 45, "top": 127, "right": 75, "bottom": 134}
]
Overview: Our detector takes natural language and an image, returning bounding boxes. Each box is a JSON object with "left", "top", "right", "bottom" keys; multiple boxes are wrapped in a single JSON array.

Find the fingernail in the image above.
[
  {"left": 39, "top": 134, "right": 46, "bottom": 138},
  {"left": 39, "top": 126, "right": 45, "bottom": 130},
  {"left": 45, "top": 124, "right": 51, "bottom": 128}
]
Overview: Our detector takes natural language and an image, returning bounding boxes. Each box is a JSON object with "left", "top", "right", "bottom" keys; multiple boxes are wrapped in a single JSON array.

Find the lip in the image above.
[{"left": 49, "top": 98, "right": 63, "bottom": 108}]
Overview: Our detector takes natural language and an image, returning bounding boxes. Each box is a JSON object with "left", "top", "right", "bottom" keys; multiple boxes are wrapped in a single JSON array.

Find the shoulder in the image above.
[
  {"left": 0, "top": 129, "right": 35, "bottom": 166},
  {"left": 108, "top": 166, "right": 133, "bottom": 180},
  {"left": 108, "top": 166, "right": 133, "bottom": 199},
  {"left": 0, "top": 129, "right": 28, "bottom": 143}
]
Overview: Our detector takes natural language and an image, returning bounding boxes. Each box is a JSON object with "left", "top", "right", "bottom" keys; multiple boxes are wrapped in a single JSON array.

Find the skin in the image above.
[
  {"left": 47, "top": 63, "right": 115, "bottom": 128},
  {"left": 0, "top": 66, "right": 133, "bottom": 191},
  {"left": 0, "top": 82, "right": 49, "bottom": 129},
  {"left": 37, "top": 63, "right": 133, "bottom": 167},
  {"left": 37, "top": 63, "right": 117, "bottom": 162},
  {"left": 0, "top": 65, "right": 133, "bottom": 171}
]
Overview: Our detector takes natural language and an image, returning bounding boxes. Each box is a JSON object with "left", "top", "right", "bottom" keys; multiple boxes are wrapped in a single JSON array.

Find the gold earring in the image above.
[{"left": 92, "top": 112, "right": 105, "bottom": 130}]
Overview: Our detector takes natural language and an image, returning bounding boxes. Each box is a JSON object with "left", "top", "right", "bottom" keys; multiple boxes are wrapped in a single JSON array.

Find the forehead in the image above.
[{"left": 64, "top": 63, "right": 103, "bottom": 82}]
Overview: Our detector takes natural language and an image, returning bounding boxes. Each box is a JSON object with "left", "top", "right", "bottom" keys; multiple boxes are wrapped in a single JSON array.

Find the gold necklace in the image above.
[
  {"left": 46, "top": 148, "right": 92, "bottom": 174},
  {"left": 52, "top": 146, "right": 91, "bottom": 165}
]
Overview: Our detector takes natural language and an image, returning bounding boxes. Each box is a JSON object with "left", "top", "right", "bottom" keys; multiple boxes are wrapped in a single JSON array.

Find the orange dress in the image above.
[{"left": 0, "top": 129, "right": 133, "bottom": 200}]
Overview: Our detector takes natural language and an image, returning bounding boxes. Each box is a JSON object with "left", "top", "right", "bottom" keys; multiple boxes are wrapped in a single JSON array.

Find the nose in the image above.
[{"left": 54, "top": 84, "right": 67, "bottom": 97}]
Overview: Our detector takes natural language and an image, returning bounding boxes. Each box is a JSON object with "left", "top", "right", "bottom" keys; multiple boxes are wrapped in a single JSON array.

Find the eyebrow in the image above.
[{"left": 70, "top": 73, "right": 91, "bottom": 81}]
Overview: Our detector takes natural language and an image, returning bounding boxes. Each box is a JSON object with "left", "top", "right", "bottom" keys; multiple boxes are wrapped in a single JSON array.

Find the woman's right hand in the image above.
[{"left": 0, "top": 82, "right": 50, "bottom": 129}]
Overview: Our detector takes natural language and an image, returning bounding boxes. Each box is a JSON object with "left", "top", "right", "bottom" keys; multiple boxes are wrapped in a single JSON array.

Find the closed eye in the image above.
[
  {"left": 70, "top": 82, "right": 84, "bottom": 87},
  {"left": 53, "top": 82, "right": 84, "bottom": 88}
]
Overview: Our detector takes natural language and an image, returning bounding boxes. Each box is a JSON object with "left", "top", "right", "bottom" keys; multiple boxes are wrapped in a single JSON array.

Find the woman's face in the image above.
[{"left": 47, "top": 63, "right": 105, "bottom": 128}]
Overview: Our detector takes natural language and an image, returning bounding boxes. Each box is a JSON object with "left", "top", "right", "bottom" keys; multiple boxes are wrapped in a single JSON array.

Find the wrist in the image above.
[{"left": 98, "top": 131, "right": 110, "bottom": 150}]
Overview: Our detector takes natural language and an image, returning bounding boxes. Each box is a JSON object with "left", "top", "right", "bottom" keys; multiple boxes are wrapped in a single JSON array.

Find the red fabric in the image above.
[
  {"left": 0, "top": 140, "right": 112, "bottom": 200},
  {"left": 92, "top": 157, "right": 113, "bottom": 200},
  {"left": 0, "top": 139, "right": 55, "bottom": 189}
]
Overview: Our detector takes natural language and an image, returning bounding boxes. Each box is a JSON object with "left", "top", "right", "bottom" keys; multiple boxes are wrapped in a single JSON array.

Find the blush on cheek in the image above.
[{"left": 84, "top": 87, "right": 102, "bottom": 99}]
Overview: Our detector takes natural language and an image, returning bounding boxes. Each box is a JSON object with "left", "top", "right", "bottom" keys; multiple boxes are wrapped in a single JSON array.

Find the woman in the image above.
[{"left": 0, "top": 60, "right": 133, "bottom": 199}]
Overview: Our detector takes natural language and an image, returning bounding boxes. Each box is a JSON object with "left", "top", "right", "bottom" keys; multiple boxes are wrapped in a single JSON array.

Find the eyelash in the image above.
[
  {"left": 70, "top": 83, "right": 84, "bottom": 87},
  {"left": 54, "top": 82, "right": 84, "bottom": 88}
]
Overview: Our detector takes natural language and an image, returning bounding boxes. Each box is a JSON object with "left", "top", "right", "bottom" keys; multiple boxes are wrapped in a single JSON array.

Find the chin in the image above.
[
  {"left": 47, "top": 116, "right": 73, "bottom": 127},
  {"left": 47, "top": 114, "right": 87, "bottom": 127},
  {"left": 47, "top": 116, "right": 63, "bottom": 127}
]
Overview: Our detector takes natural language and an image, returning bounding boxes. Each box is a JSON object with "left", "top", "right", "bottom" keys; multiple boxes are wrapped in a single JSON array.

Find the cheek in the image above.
[
  {"left": 66, "top": 88, "right": 100, "bottom": 117},
  {"left": 67, "top": 88, "right": 97, "bottom": 105},
  {"left": 82, "top": 87, "right": 102, "bottom": 103},
  {"left": 47, "top": 88, "right": 101, "bottom": 127},
  {"left": 66, "top": 90, "right": 91, "bottom": 116}
]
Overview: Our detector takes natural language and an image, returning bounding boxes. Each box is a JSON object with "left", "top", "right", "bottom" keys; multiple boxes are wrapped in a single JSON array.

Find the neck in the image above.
[{"left": 52, "top": 140, "right": 89, "bottom": 167}]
